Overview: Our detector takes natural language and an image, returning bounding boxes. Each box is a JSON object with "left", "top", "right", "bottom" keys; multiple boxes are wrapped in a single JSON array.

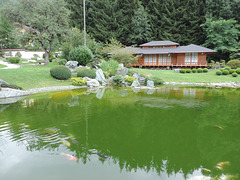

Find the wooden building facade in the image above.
[{"left": 131, "top": 41, "right": 216, "bottom": 68}]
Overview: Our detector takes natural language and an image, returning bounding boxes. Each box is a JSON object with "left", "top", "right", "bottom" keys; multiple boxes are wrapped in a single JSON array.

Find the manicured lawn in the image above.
[
  {"left": 132, "top": 68, "right": 240, "bottom": 83},
  {"left": 0, "top": 61, "right": 72, "bottom": 90},
  {"left": 0, "top": 64, "right": 7, "bottom": 68}
]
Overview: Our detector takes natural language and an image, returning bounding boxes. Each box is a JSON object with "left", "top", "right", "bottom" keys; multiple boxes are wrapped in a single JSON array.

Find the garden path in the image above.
[{"left": 0, "top": 60, "right": 20, "bottom": 69}]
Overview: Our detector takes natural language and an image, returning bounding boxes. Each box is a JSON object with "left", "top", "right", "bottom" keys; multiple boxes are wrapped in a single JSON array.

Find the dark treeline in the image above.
[{"left": 66, "top": 0, "right": 240, "bottom": 47}]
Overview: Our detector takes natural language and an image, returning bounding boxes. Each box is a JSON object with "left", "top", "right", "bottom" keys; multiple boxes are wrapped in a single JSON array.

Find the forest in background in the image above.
[{"left": 0, "top": 0, "right": 240, "bottom": 61}]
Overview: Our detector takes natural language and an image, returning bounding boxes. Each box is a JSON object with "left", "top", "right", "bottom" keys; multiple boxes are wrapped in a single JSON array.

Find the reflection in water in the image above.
[{"left": 0, "top": 87, "right": 240, "bottom": 180}]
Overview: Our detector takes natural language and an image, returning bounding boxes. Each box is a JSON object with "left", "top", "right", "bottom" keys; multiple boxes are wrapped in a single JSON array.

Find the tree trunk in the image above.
[{"left": 44, "top": 51, "right": 50, "bottom": 66}]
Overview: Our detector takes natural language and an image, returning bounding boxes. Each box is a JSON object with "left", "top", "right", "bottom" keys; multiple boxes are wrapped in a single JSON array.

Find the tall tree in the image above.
[
  {"left": 128, "top": 4, "right": 152, "bottom": 45},
  {"left": 2, "top": 0, "right": 70, "bottom": 65}
]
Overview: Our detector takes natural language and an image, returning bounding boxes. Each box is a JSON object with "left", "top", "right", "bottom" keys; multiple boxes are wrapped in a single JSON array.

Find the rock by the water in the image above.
[
  {"left": 116, "top": 67, "right": 128, "bottom": 77},
  {"left": 65, "top": 61, "right": 78, "bottom": 72},
  {"left": 139, "top": 77, "right": 146, "bottom": 85},
  {"left": 132, "top": 73, "right": 141, "bottom": 79},
  {"left": 174, "top": 69, "right": 181, "bottom": 73},
  {"left": 0, "top": 88, "right": 31, "bottom": 101},
  {"left": 96, "top": 69, "right": 107, "bottom": 86},
  {"left": 83, "top": 77, "right": 100, "bottom": 87},
  {"left": 131, "top": 79, "right": 140, "bottom": 87},
  {"left": 147, "top": 80, "right": 154, "bottom": 88}
]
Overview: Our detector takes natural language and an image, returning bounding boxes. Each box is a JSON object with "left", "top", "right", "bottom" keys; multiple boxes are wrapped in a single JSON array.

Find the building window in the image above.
[
  {"left": 159, "top": 54, "right": 171, "bottom": 65},
  {"left": 185, "top": 53, "right": 198, "bottom": 65},
  {"left": 144, "top": 54, "right": 157, "bottom": 65}
]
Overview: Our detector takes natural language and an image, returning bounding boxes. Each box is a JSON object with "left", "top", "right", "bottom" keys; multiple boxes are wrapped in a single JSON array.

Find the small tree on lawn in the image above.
[{"left": 2, "top": 0, "right": 70, "bottom": 66}]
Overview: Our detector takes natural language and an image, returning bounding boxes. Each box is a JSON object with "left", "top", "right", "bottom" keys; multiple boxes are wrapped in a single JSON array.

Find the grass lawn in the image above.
[
  {"left": 0, "top": 64, "right": 7, "bottom": 68},
  {"left": 0, "top": 61, "right": 72, "bottom": 90},
  {"left": 132, "top": 68, "right": 240, "bottom": 83}
]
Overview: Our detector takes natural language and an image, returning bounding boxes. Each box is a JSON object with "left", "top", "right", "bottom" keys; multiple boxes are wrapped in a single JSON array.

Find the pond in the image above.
[{"left": 0, "top": 87, "right": 239, "bottom": 180}]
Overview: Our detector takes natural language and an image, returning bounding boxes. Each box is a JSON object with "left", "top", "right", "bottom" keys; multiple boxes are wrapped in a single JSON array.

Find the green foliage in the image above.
[
  {"left": 203, "top": 68, "right": 208, "bottom": 73},
  {"left": 77, "top": 68, "right": 96, "bottom": 79},
  {"left": 125, "top": 76, "right": 135, "bottom": 84},
  {"left": 220, "top": 68, "right": 224, "bottom": 72},
  {"left": 224, "top": 67, "right": 231, "bottom": 71},
  {"left": 0, "top": 48, "right": 4, "bottom": 57},
  {"left": 31, "top": 57, "right": 37, "bottom": 60},
  {"left": 150, "top": 76, "right": 164, "bottom": 85},
  {"left": 180, "top": 69, "right": 186, "bottom": 73},
  {"left": 128, "top": 4, "right": 152, "bottom": 45},
  {"left": 8, "top": 57, "right": 20, "bottom": 63},
  {"left": 112, "top": 75, "right": 124, "bottom": 85},
  {"left": 232, "top": 73, "right": 238, "bottom": 77},
  {"left": 71, "top": 77, "right": 86, "bottom": 86},
  {"left": 226, "top": 60, "right": 240, "bottom": 69},
  {"left": 69, "top": 46, "right": 93, "bottom": 66},
  {"left": 236, "top": 69, "right": 240, "bottom": 74},
  {"left": 197, "top": 68, "right": 203, "bottom": 73},
  {"left": 58, "top": 59, "right": 67, "bottom": 66},
  {"left": 222, "top": 70, "right": 229, "bottom": 75},
  {"left": 15, "top": 52, "right": 22, "bottom": 58},
  {"left": 2, "top": 0, "right": 70, "bottom": 65},
  {"left": 192, "top": 69, "right": 197, "bottom": 73},
  {"left": 100, "top": 60, "right": 119, "bottom": 76},
  {"left": 0, "top": 83, "right": 22, "bottom": 90},
  {"left": 229, "top": 69, "right": 235, "bottom": 74},
  {"left": 186, "top": 69, "right": 192, "bottom": 73},
  {"left": 50, "top": 65, "right": 71, "bottom": 80},
  {"left": 111, "top": 48, "right": 139, "bottom": 66},
  {"left": 216, "top": 70, "right": 222, "bottom": 75}
]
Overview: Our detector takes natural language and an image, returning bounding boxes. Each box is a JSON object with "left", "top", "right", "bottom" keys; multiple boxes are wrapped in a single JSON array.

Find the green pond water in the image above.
[{"left": 0, "top": 87, "right": 240, "bottom": 180}]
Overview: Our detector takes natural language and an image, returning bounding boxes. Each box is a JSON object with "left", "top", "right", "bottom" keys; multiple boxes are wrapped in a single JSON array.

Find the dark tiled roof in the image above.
[
  {"left": 135, "top": 44, "right": 216, "bottom": 54},
  {"left": 139, "top": 41, "right": 179, "bottom": 47}
]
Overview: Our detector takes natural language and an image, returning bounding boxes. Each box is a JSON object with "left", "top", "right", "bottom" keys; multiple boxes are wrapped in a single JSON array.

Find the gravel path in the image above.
[{"left": 0, "top": 60, "right": 20, "bottom": 69}]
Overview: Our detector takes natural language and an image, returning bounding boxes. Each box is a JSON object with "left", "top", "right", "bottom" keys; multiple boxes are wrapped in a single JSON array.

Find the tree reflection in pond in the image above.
[{"left": 0, "top": 87, "right": 239, "bottom": 179}]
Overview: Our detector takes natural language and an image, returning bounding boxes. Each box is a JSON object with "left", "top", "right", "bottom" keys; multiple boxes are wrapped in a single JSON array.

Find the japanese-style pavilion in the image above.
[{"left": 131, "top": 41, "right": 216, "bottom": 68}]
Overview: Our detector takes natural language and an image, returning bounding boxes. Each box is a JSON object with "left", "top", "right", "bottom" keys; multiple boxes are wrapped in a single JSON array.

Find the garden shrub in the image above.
[
  {"left": 216, "top": 70, "right": 222, "bottom": 75},
  {"left": 236, "top": 69, "right": 240, "bottom": 74},
  {"left": 151, "top": 76, "right": 164, "bottom": 85},
  {"left": 31, "top": 57, "right": 37, "bottom": 60},
  {"left": 15, "top": 51, "right": 22, "bottom": 58},
  {"left": 100, "top": 60, "right": 119, "bottom": 76},
  {"left": 69, "top": 46, "right": 93, "bottom": 66},
  {"left": 203, "top": 68, "right": 208, "bottom": 73},
  {"left": 226, "top": 59, "right": 240, "bottom": 69},
  {"left": 186, "top": 69, "right": 192, "bottom": 73},
  {"left": 180, "top": 69, "right": 186, "bottom": 73},
  {"left": 197, "top": 68, "right": 203, "bottom": 73},
  {"left": 229, "top": 69, "right": 235, "bottom": 74},
  {"left": 58, "top": 59, "right": 67, "bottom": 65},
  {"left": 232, "top": 73, "right": 238, "bottom": 77},
  {"left": 125, "top": 76, "right": 135, "bottom": 84},
  {"left": 192, "top": 69, "right": 197, "bottom": 73},
  {"left": 50, "top": 65, "right": 71, "bottom": 80},
  {"left": 224, "top": 67, "right": 231, "bottom": 71},
  {"left": 77, "top": 68, "right": 96, "bottom": 79},
  {"left": 43, "top": 53, "right": 55, "bottom": 62},
  {"left": 71, "top": 77, "right": 86, "bottom": 86},
  {"left": 222, "top": 70, "right": 229, "bottom": 75},
  {"left": 220, "top": 68, "right": 224, "bottom": 72},
  {"left": 8, "top": 57, "right": 20, "bottom": 64},
  {"left": 112, "top": 75, "right": 124, "bottom": 85},
  {"left": 1, "top": 83, "right": 22, "bottom": 90}
]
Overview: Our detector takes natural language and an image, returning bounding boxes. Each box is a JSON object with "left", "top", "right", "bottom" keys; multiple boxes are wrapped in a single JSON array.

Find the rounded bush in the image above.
[
  {"left": 58, "top": 59, "right": 67, "bottom": 65},
  {"left": 224, "top": 67, "right": 231, "bottom": 71},
  {"left": 197, "top": 68, "right": 203, "bottom": 73},
  {"left": 113, "top": 75, "right": 124, "bottom": 85},
  {"left": 71, "top": 77, "right": 86, "bottom": 86},
  {"left": 15, "top": 51, "right": 22, "bottom": 58},
  {"left": 69, "top": 46, "right": 93, "bottom": 66},
  {"left": 229, "top": 69, "right": 235, "bottom": 74},
  {"left": 180, "top": 69, "right": 186, "bottom": 73},
  {"left": 203, "top": 68, "right": 208, "bottom": 73},
  {"left": 186, "top": 69, "right": 192, "bottom": 73},
  {"left": 226, "top": 59, "right": 240, "bottom": 69},
  {"left": 220, "top": 68, "right": 224, "bottom": 72},
  {"left": 236, "top": 69, "right": 240, "bottom": 74},
  {"left": 216, "top": 70, "right": 222, "bottom": 75},
  {"left": 125, "top": 76, "right": 135, "bottom": 84},
  {"left": 50, "top": 65, "right": 71, "bottom": 80},
  {"left": 77, "top": 68, "right": 96, "bottom": 79},
  {"left": 232, "top": 73, "right": 238, "bottom": 77},
  {"left": 222, "top": 70, "right": 229, "bottom": 75},
  {"left": 8, "top": 57, "right": 20, "bottom": 64},
  {"left": 192, "top": 69, "right": 197, "bottom": 73}
]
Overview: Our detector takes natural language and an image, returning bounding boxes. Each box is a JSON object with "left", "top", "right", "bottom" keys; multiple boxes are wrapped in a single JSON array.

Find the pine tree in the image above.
[{"left": 128, "top": 4, "right": 152, "bottom": 45}]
